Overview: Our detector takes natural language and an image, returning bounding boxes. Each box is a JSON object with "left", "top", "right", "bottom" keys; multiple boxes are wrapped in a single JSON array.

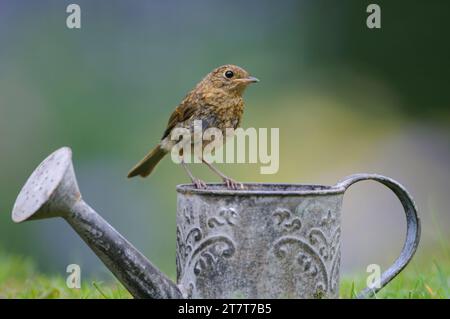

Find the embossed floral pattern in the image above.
[{"left": 271, "top": 203, "right": 340, "bottom": 297}]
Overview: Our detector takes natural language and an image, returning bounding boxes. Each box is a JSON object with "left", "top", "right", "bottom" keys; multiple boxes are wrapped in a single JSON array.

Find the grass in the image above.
[
  {"left": 340, "top": 259, "right": 449, "bottom": 299},
  {"left": 0, "top": 251, "right": 131, "bottom": 298},
  {"left": 0, "top": 248, "right": 448, "bottom": 299}
]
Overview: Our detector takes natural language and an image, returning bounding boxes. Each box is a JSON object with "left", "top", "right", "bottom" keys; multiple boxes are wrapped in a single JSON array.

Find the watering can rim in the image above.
[{"left": 176, "top": 182, "right": 346, "bottom": 196}]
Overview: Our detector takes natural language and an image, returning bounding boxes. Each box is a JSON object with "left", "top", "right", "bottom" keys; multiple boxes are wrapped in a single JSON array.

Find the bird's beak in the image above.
[
  {"left": 245, "top": 76, "right": 259, "bottom": 83},
  {"left": 236, "top": 76, "right": 260, "bottom": 84}
]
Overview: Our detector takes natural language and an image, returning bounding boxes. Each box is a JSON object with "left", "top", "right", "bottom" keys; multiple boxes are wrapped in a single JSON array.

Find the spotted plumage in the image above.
[{"left": 128, "top": 64, "right": 258, "bottom": 189}]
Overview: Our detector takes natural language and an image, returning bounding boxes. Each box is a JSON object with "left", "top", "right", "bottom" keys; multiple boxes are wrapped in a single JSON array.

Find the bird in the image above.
[{"left": 127, "top": 64, "right": 259, "bottom": 189}]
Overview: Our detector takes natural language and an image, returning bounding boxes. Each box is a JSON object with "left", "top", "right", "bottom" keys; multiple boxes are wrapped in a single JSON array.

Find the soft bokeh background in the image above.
[{"left": 1, "top": 0, "right": 449, "bottom": 284}]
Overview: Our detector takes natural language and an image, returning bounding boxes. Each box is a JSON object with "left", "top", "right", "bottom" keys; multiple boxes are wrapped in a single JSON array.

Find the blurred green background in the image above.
[{"left": 0, "top": 0, "right": 449, "bottom": 290}]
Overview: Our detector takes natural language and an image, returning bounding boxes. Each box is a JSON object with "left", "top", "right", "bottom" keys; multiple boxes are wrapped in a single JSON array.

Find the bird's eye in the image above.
[{"left": 224, "top": 70, "right": 234, "bottom": 79}]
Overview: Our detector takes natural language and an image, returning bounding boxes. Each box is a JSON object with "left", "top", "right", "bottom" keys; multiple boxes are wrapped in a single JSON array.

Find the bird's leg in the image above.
[
  {"left": 202, "top": 159, "right": 244, "bottom": 190},
  {"left": 181, "top": 159, "right": 206, "bottom": 189}
]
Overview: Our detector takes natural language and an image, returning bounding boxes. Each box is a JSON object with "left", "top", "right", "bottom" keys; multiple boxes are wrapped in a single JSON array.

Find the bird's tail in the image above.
[{"left": 127, "top": 145, "right": 167, "bottom": 178}]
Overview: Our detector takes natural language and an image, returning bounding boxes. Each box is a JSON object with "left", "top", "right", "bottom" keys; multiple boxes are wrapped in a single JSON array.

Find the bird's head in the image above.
[{"left": 201, "top": 64, "right": 259, "bottom": 96}]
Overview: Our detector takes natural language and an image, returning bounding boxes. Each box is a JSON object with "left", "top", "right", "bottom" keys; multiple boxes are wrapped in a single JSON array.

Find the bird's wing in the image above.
[{"left": 161, "top": 100, "right": 198, "bottom": 140}]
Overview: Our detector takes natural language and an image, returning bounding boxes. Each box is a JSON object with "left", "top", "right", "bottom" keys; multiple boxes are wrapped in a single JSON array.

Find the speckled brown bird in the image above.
[{"left": 127, "top": 64, "right": 259, "bottom": 189}]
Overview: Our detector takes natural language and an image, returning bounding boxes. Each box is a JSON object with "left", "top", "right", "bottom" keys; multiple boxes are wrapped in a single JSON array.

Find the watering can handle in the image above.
[{"left": 336, "top": 173, "right": 421, "bottom": 298}]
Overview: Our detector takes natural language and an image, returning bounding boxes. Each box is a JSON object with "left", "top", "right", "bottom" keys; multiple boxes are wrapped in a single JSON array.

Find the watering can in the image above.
[{"left": 12, "top": 147, "right": 420, "bottom": 298}]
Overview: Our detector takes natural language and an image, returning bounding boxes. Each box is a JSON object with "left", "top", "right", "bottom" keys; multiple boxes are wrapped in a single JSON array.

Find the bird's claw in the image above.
[
  {"left": 193, "top": 179, "right": 207, "bottom": 189},
  {"left": 223, "top": 178, "right": 244, "bottom": 190}
]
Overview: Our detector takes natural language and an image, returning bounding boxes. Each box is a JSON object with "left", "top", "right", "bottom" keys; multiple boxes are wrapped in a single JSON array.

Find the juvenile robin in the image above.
[{"left": 127, "top": 64, "right": 259, "bottom": 189}]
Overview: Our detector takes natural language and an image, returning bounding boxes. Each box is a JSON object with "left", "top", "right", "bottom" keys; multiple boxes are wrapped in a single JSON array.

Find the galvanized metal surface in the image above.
[
  {"left": 336, "top": 174, "right": 421, "bottom": 298},
  {"left": 12, "top": 147, "right": 182, "bottom": 299},
  {"left": 12, "top": 147, "right": 420, "bottom": 299},
  {"left": 176, "top": 178, "right": 420, "bottom": 299},
  {"left": 176, "top": 184, "right": 343, "bottom": 298}
]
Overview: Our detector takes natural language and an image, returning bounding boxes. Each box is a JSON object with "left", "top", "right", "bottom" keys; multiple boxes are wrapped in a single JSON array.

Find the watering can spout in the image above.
[{"left": 12, "top": 147, "right": 183, "bottom": 299}]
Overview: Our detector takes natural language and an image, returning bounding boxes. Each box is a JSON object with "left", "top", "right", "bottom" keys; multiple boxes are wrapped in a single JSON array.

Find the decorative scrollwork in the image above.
[
  {"left": 274, "top": 236, "right": 328, "bottom": 292},
  {"left": 190, "top": 236, "right": 236, "bottom": 276},
  {"left": 176, "top": 227, "right": 183, "bottom": 279},
  {"left": 183, "top": 206, "right": 194, "bottom": 225},
  {"left": 178, "top": 206, "right": 239, "bottom": 285},
  {"left": 320, "top": 209, "right": 336, "bottom": 227},
  {"left": 184, "top": 282, "right": 195, "bottom": 299},
  {"left": 308, "top": 227, "right": 340, "bottom": 262},
  {"left": 207, "top": 208, "right": 238, "bottom": 228},
  {"left": 272, "top": 208, "right": 302, "bottom": 233},
  {"left": 329, "top": 250, "right": 341, "bottom": 294},
  {"left": 271, "top": 203, "right": 341, "bottom": 297},
  {"left": 177, "top": 225, "right": 204, "bottom": 279}
]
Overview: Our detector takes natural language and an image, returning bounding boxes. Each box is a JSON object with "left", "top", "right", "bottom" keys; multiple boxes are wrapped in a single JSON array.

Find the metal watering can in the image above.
[{"left": 12, "top": 147, "right": 420, "bottom": 298}]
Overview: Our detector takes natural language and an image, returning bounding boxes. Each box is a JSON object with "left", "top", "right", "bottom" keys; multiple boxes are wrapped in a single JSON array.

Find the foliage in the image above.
[{"left": 1, "top": 248, "right": 447, "bottom": 299}]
